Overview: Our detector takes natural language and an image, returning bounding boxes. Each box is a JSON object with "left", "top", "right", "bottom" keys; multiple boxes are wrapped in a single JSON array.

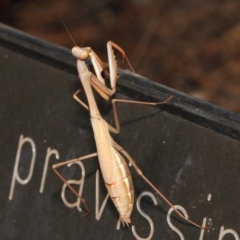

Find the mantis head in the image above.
[{"left": 72, "top": 46, "right": 91, "bottom": 61}]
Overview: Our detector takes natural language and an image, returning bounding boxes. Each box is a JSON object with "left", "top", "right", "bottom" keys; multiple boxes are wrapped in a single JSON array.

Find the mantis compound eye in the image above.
[{"left": 79, "top": 49, "right": 90, "bottom": 60}]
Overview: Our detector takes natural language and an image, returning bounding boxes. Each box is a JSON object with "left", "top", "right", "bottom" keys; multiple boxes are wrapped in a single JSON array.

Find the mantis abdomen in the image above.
[{"left": 91, "top": 115, "right": 134, "bottom": 225}]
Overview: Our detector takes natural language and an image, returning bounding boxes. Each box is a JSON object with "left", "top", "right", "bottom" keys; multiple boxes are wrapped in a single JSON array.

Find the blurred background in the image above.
[{"left": 1, "top": 0, "right": 240, "bottom": 113}]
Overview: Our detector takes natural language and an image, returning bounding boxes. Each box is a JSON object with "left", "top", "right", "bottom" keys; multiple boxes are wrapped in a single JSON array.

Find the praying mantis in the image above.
[{"left": 52, "top": 27, "right": 205, "bottom": 229}]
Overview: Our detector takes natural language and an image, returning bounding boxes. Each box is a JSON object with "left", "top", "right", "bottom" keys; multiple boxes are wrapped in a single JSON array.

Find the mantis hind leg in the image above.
[
  {"left": 52, "top": 152, "right": 98, "bottom": 216},
  {"left": 111, "top": 140, "right": 205, "bottom": 229}
]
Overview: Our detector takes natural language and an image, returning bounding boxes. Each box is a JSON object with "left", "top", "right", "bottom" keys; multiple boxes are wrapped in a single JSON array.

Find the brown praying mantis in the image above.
[{"left": 52, "top": 27, "right": 206, "bottom": 229}]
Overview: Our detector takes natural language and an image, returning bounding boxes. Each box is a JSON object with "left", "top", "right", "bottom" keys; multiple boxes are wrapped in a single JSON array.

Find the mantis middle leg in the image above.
[{"left": 73, "top": 88, "right": 173, "bottom": 134}]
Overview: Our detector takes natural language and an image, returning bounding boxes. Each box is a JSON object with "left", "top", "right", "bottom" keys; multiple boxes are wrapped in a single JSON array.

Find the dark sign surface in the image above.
[{"left": 0, "top": 23, "right": 240, "bottom": 239}]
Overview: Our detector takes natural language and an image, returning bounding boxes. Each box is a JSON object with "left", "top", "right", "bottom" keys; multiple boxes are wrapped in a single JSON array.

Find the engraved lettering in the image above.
[
  {"left": 39, "top": 147, "right": 59, "bottom": 193},
  {"left": 61, "top": 161, "right": 85, "bottom": 212},
  {"left": 218, "top": 226, "right": 239, "bottom": 240},
  {"left": 9, "top": 135, "right": 36, "bottom": 200},
  {"left": 199, "top": 218, "right": 207, "bottom": 240},
  {"left": 167, "top": 205, "right": 187, "bottom": 240},
  {"left": 131, "top": 191, "right": 157, "bottom": 240}
]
